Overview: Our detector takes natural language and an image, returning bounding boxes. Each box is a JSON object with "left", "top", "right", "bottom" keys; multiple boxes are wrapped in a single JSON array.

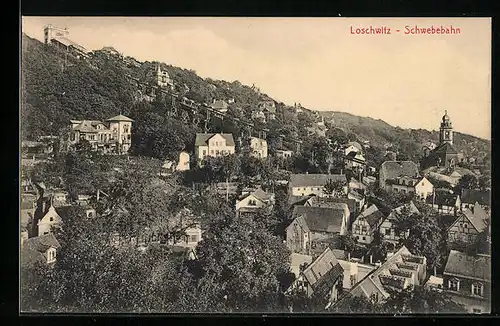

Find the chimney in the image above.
[{"left": 347, "top": 252, "right": 351, "bottom": 261}]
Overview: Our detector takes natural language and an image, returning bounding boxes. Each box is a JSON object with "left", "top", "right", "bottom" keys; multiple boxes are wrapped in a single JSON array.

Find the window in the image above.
[
  {"left": 362, "top": 236, "right": 366, "bottom": 241},
  {"left": 350, "top": 274, "right": 357, "bottom": 287},
  {"left": 472, "top": 283, "right": 483, "bottom": 296},
  {"left": 189, "top": 235, "right": 198, "bottom": 243},
  {"left": 385, "top": 228, "right": 391, "bottom": 236},
  {"left": 473, "top": 308, "right": 482, "bottom": 314},
  {"left": 49, "top": 217, "right": 53, "bottom": 222},
  {"left": 210, "top": 150, "right": 214, "bottom": 155},
  {"left": 70, "top": 133, "right": 75, "bottom": 141},
  {"left": 216, "top": 150, "right": 220, "bottom": 156},
  {"left": 361, "top": 226, "right": 367, "bottom": 234},
  {"left": 448, "top": 278, "right": 460, "bottom": 291},
  {"left": 355, "top": 225, "right": 361, "bottom": 233}
]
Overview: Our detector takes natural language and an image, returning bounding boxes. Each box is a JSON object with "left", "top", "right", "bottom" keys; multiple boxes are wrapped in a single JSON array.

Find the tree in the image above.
[
  {"left": 195, "top": 214, "right": 291, "bottom": 312},
  {"left": 454, "top": 174, "right": 479, "bottom": 193},
  {"left": 339, "top": 233, "right": 358, "bottom": 254},
  {"left": 329, "top": 294, "right": 382, "bottom": 313},
  {"left": 323, "top": 179, "right": 347, "bottom": 198},
  {"left": 369, "top": 230, "right": 389, "bottom": 262},
  {"left": 382, "top": 286, "right": 467, "bottom": 314}
]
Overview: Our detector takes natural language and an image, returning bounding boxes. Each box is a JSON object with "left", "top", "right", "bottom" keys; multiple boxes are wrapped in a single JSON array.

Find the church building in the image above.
[{"left": 421, "top": 111, "right": 459, "bottom": 169}]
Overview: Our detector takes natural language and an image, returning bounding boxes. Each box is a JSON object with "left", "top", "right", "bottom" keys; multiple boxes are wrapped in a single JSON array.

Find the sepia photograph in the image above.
[{"left": 20, "top": 17, "right": 491, "bottom": 314}]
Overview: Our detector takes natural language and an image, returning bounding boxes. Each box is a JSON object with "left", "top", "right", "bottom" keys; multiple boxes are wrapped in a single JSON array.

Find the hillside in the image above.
[{"left": 21, "top": 32, "right": 490, "bottom": 165}]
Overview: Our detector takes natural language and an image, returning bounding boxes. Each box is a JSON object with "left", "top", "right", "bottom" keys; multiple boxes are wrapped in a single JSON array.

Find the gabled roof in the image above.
[
  {"left": 308, "top": 197, "right": 354, "bottom": 213},
  {"left": 292, "top": 206, "right": 346, "bottom": 234},
  {"left": 195, "top": 133, "right": 235, "bottom": 147},
  {"left": 302, "top": 248, "right": 344, "bottom": 293},
  {"left": 331, "top": 246, "right": 425, "bottom": 308},
  {"left": 107, "top": 114, "right": 134, "bottom": 122},
  {"left": 252, "top": 187, "right": 274, "bottom": 202},
  {"left": 454, "top": 209, "right": 487, "bottom": 233},
  {"left": 356, "top": 204, "right": 385, "bottom": 228},
  {"left": 72, "top": 120, "right": 99, "bottom": 133},
  {"left": 461, "top": 189, "right": 490, "bottom": 206},
  {"left": 21, "top": 233, "right": 61, "bottom": 267},
  {"left": 347, "top": 142, "right": 363, "bottom": 152},
  {"left": 444, "top": 250, "right": 490, "bottom": 282},
  {"left": 432, "top": 142, "right": 458, "bottom": 155},
  {"left": 290, "top": 174, "right": 347, "bottom": 188},
  {"left": 380, "top": 161, "right": 420, "bottom": 181}
]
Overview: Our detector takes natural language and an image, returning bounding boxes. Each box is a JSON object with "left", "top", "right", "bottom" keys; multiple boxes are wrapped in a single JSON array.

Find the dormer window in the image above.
[
  {"left": 472, "top": 283, "right": 483, "bottom": 296},
  {"left": 49, "top": 217, "right": 54, "bottom": 222},
  {"left": 448, "top": 278, "right": 460, "bottom": 291},
  {"left": 47, "top": 248, "right": 56, "bottom": 264}
]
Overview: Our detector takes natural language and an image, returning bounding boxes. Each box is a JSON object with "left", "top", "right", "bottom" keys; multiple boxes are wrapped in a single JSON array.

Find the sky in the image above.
[{"left": 21, "top": 17, "right": 491, "bottom": 139}]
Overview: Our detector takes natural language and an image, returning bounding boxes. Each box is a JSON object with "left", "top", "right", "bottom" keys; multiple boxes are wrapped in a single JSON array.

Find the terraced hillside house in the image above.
[
  {"left": 329, "top": 246, "right": 427, "bottom": 310},
  {"left": 286, "top": 206, "right": 349, "bottom": 255},
  {"left": 155, "top": 64, "right": 174, "bottom": 90},
  {"left": 194, "top": 133, "right": 235, "bottom": 165},
  {"left": 379, "top": 161, "right": 420, "bottom": 193},
  {"left": 43, "top": 24, "right": 88, "bottom": 59},
  {"left": 288, "top": 174, "right": 348, "bottom": 199},
  {"left": 443, "top": 250, "right": 491, "bottom": 313},
  {"left": 64, "top": 114, "right": 134, "bottom": 154},
  {"left": 285, "top": 248, "right": 345, "bottom": 308},
  {"left": 258, "top": 99, "right": 277, "bottom": 120},
  {"left": 249, "top": 137, "right": 268, "bottom": 159}
]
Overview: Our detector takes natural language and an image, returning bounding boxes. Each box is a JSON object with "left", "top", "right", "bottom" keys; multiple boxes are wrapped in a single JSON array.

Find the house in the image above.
[
  {"left": 425, "top": 275, "right": 444, "bottom": 291},
  {"left": 258, "top": 100, "right": 277, "bottom": 120},
  {"left": 443, "top": 250, "right": 491, "bottom": 313},
  {"left": 194, "top": 133, "right": 235, "bottom": 164},
  {"left": 288, "top": 174, "right": 348, "bottom": 199},
  {"left": 347, "top": 189, "right": 366, "bottom": 216},
  {"left": 379, "top": 161, "right": 420, "bottom": 192},
  {"left": 379, "top": 202, "right": 420, "bottom": 247},
  {"left": 211, "top": 99, "right": 229, "bottom": 114},
  {"left": 65, "top": 114, "right": 134, "bottom": 154},
  {"left": 21, "top": 233, "right": 61, "bottom": 268},
  {"left": 44, "top": 24, "right": 88, "bottom": 58},
  {"left": 249, "top": 137, "right": 268, "bottom": 159},
  {"left": 101, "top": 46, "right": 121, "bottom": 56},
  {"left": 329, "top": 246, "right": 427, "bottom": 309},
  {"left": 426, "top": 190, "right": 461, "bottom": 215},
  {"left": 336, "top": 257, "right": 377, "bottom": 291},
  {"left": 236, "top": 187, "right": 275, "bottom": 214},
  {"left": 155, "top": 64, "right": 174, "bottom": 90},
  {"left": 343, "top": 142, "right": 363, "bottom": 156},
  {"left": 251, "top": 110, "right": 266, "bottom": 122},
  {"left": 286, "top": 206, "right": 349, "bottom": 255},
  {"left": 303, "top": 196, "right": 354, "bottom": 226},
  {"left": 286, "top": 248, "right": 345, "bottom": 306},
  {"left": 460, "top": 189, "right": 490, "bottom": 212},
  {"left": 29, "top": 195, "right": 70, "bottom": 238},
  {"left": 276, "top": 149, "right": 293, "bottom": 159},
  {"left": 207, "top": 182, "right": 239, "bottom": 197},
  {"left": 447, "top": 207, "right": 488, "bottom": 244},
  {"left": 345, "top": 151, "right": 366, "bottom": 171},
  {"left": 352, "top": 204, "right": 386, "bottom": 245},
  {"left": 386, "top": 175, "right": 434, "bottom": 200}
]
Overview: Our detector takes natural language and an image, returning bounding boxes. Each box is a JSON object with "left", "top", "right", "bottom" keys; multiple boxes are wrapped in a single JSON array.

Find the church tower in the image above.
[{"left": 439, "top": 110, "right": 453, "bottom": 145}]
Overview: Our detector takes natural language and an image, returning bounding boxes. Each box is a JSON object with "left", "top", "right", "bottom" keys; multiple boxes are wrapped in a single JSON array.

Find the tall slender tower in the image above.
[{"left": 439, "top": 110, "right": 453, "bottom": 145}]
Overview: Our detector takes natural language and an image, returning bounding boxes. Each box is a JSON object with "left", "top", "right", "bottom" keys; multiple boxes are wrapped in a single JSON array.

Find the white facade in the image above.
[
  {"left": 414, "top": 177, "right": 434, "bottom": 200},
  {"left": 195, "top": 133, "right": 236, "bottom": 162},
  {"left": 276, "top": 150, "right": 293, "bottom": 158},
  {"left": 250, "top": 137, "right": 268, "bottom": 159},
  {"left": 176, "top": 151, "right": 190, "bottom": 171},
  {"left": 38, "top": 206, "right": 63, "bottom": 236},
  {"left": 236, "top": 193, "right": 267, "bottom": 211}
]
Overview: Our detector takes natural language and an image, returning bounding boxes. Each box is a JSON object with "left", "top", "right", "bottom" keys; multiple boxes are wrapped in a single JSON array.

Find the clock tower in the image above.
[{"left": 439, "top": 110, "right": 453, "bottom": 145}]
